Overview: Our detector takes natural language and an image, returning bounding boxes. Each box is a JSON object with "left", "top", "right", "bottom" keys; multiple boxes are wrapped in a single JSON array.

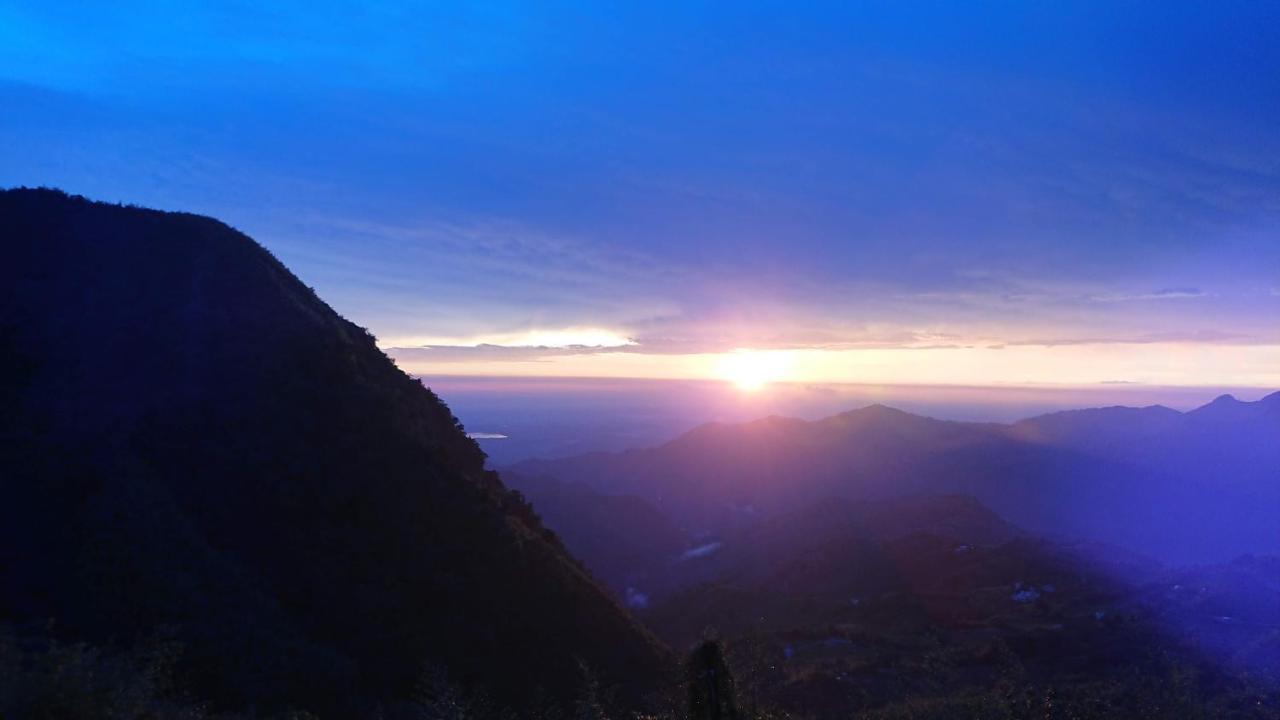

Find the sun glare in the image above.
[{"left": 716, "top": 350, "right": 793, "bottom": 392}]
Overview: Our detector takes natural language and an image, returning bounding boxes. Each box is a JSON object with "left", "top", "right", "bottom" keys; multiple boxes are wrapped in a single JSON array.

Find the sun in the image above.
[{"left": 715, "top": 350, "right": 793, "bottom": 392}]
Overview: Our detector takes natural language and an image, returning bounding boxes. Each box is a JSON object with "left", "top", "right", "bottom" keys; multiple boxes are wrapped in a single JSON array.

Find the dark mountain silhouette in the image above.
[
  {"left": 510, "top": 397, "right": 1280, "bottom": 564},
  {"left": 0, "top": 189, "right": 666, "bottom": 716}
]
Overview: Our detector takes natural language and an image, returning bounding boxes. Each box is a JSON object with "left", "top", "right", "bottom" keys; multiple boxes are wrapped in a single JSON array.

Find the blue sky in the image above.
[{"left": 3, "top": 2, "right": 1279, "bottom": 386}]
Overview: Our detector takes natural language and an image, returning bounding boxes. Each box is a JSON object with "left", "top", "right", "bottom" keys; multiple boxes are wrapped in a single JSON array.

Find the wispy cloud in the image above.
[
  {"left": 381, "top": 327, "right": 635, "bottom": 350},
  {"left": 1089, "top": 287, "right": 1210, "bottom": 302},
  {"left": 387, "top": 344, "right": 622, "bottom": 365},
  {"left": 1008, "top": 330, "right": 1256, "bottom": 347}
]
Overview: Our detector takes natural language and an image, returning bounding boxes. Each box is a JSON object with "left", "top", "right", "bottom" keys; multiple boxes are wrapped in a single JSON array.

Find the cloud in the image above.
[
  {"left": 1009, "top": 330, "right": 1256, "bottom": 347},
  {"left": 383, "top": 317, "right": 1274, "bottom": 367},
  {"left": 311, "top": 216, "right": 686, "bottom": 301},
  {"left": 386, "top": 344, "right": 621, "bottom": 364},
  {"left": 381, "top": 327, "right": 635, "bottom": 350},
  {"left": 1090, "top": 287, "right": 1209, "bottom": 302},
  {"left": 678, "top": 542, "right": 723, "bottom": 561}
]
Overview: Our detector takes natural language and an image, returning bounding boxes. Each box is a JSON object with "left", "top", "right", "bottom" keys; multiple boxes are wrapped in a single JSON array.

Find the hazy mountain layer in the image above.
[{"left": 512, "top": 398, "right": 1280, "bottom": 564}]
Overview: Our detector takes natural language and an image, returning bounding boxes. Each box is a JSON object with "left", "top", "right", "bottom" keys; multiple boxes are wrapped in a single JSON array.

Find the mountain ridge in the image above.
[
  {"left": 0, "top": 188, "right": 667, "bottom": 716},
  {"left": 509, "top": 393, "right": 1280, "bottom": 564}
]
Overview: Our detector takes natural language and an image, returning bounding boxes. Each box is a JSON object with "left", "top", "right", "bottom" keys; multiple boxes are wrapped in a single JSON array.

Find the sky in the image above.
[{"left": 3, "top": 1, "right": 1279, "bottom": 389}]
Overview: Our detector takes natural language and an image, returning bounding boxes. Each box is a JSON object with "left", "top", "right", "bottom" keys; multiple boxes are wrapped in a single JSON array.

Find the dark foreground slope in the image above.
[{"left": 0, "top": 189, "right": 665, "bottom": 716}]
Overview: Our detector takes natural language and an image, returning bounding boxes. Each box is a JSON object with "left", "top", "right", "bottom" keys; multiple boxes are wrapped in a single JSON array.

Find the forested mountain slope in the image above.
[{"left": 0, "top": 189, "right": 666, "bottom": 716}]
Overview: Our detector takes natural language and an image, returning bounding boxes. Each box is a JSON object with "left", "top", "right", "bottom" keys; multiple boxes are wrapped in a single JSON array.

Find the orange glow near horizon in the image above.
[
  {"left": 385, "top": 341, "right": 1280, "bottom": 390},
  {"left": 715, "top": 350, "right": 794, "bottom": 392}
]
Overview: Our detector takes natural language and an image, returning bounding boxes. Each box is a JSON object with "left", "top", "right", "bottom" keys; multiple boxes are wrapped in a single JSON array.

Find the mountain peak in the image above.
[
  {"left": 863, "top": 402, "right": 904, "bottom": 413},
  {"left": 1185, "top": 391, "right": 1280, "bottom": 423},
  {"left": 1190, "top": 393, "right": 1244, "bottom": 416},
  {"left": 837, "top": 403, "right": 917, "bottom": 420}
]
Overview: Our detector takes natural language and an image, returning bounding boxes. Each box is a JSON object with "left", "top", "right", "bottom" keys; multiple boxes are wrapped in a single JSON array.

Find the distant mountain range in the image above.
[
  {"left": 509, "top": 393, "right": 1280, "bottom": 576},
  {"left": 0, "top": 189, "right": 665, "bottom": 716}
]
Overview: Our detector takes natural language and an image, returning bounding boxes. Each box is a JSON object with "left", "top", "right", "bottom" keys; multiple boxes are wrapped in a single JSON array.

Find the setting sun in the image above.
[{"left": 715, "top": 350, "right": 793, "bottom": 392}]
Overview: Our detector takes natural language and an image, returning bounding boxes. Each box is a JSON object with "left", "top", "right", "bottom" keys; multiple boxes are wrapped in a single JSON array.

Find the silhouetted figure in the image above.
[{"left": 686, "top": 639, "right": 738, "bottom": 720}]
